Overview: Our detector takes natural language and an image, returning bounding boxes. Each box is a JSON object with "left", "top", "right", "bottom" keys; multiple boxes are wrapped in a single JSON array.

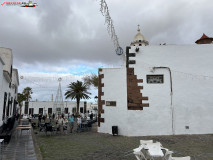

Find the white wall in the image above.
[
  {"left": 0, "top": 66, "right": 11, "bottom": 125},
  {"left": 133, "top": 45, "right": 213, "bottom": 135},
  {"left": 99, "top": 44, "right": 213, "bottom": 136},
  {"left": 0, "top": 57, "right": 4, "bottom": 126},
  {"left": 0, "top": 48, "right": 19, "bottom": 127},
  {"left": 9, "top": 69, "right": 19, "bottom": 116},
  {"left": 23, "top": 101, "right": 86, "bottom": 115},
  {"left": 0, "top": 48, "right": 13, "bottom": 75},
  {"left": 98, "top": 68, "right": 128, "bottom": 135}
]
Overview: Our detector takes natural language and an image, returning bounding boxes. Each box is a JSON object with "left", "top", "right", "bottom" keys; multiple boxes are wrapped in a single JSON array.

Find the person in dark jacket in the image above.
[{"left": 90, "top": 112, "right": 93, "bottom": 120}]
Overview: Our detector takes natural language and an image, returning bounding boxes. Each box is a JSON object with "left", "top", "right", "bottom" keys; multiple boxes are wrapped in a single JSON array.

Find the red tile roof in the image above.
[
  {"left": 195, "top": 33, "right": 213, "bottom": 44},
  {"left": 200, "top": 33, "right": 209, "bottom": 40}
]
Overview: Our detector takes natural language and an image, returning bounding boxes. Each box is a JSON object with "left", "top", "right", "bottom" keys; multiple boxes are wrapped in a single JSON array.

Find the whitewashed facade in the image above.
[
  {"left": 98, "top": 44, "right": 213, "bottom": 136},
  {"left": 0, "top": 56, "right": 5, "bottom": 126},
  {"left": 0, "top": 47, "right": 19, "bottom": 127},
  {"left": 23, "top": 101, "right": 87, "bottom": 116},
  {"left": 87, "top": 103, "right": 98, "bottom": 111}
]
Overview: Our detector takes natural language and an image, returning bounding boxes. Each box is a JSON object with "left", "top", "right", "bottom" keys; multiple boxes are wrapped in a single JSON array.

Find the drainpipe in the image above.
[{"left": 152, "top": 67, "right": 174, "bottom": 135}]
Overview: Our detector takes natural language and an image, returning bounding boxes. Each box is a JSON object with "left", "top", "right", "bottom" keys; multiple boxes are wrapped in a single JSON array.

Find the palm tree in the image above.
[
  {"left": 64, "top": 81, "right": 91, "bottom": 114},
  {"left": 22, "top": 87, "right": 33, "bottom": 102},
  {"left": 83, "top": 74, "right": 98, "bottom": 89}
]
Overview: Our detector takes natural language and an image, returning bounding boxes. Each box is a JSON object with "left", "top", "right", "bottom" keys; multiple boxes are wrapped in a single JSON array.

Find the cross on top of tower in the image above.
[{"left": 137, "top": 24, "right": 140, "bottom": 32}]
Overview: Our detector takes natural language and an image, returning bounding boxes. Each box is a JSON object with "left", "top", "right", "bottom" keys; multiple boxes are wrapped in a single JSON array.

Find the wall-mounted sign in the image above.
[
  {"left": 106, "top": 101, "right": 116, "bottom": 106},
  {"left": 147, "top": 75, "right": 164, "bottom": 84}
]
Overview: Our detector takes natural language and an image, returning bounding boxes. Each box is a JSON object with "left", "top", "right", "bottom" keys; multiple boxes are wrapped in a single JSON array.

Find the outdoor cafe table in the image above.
[
  {"left": 16, "top": 125, "right": 31, "bottom": 136},
  {"left": 81, "top": 122, "right": 88, "bottom": 131}
]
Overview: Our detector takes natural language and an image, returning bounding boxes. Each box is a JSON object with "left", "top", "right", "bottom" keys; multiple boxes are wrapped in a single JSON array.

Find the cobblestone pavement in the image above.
[
  {"left": 35, "top": 122, "right": 213, "bottom": 160},
  {"left": 1, "top": 122, "right": 37, "bottom": 160}
]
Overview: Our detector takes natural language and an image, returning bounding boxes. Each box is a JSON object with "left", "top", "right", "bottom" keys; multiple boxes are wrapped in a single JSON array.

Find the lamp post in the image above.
[{"left": 94, "top": 96, "right": 98, "bottom": 104}]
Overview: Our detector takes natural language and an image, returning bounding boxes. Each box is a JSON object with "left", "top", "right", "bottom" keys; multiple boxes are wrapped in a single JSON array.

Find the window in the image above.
[
  {"left": 39, "top": 108, "right": 43, "bottom": 114},
  {"left": 25, "top": 101, "right": 29, "bottom": 114},
  {"left": 10, "top": 97, "right": 13, "bottom": 115},
  {"left": 6, "top": 93, "right": 11, "bottom": 117},
  {"left": 106, "top": 101, "right": 116, "bottom": 106},
  {"left": 29, "top": 108, "right": 34, "bottom": 115},
  {"left": 72, "top": 108, "right": 76, "bottom": 114},
  {"left": 12, "top": 98, "right": 16, "bottom": 115},
  {"left": 2, "top": 92, "right": 7, "bottom": 120},
  {"left": 80, "top": 107, "right": 84, "bottom": 113},
  {"left": 147, "top": 75, "right": 164, "bottom": 84},
  {"left": 48, "top": 108, "right": 52, "bottom": 114},
  {"left": 64, "top": 108, "right": 68, "bottom": 114},
  {"left": 185, "top": 126, "right": 189, "bottom": 129},
  {"left": 10, "top": 65, "right": 12, "bottom": 78}
]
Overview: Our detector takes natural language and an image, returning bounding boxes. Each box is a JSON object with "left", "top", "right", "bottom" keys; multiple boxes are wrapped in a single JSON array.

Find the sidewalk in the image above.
[{"left": 1, "top": 121, "right": 37, "bottom": 160}]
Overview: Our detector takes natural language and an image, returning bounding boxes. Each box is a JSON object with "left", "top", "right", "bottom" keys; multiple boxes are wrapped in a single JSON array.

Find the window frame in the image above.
[
  {"left": 106, "top": 101, "right": 116, "bottom": 106},
  {"left": 146, "top": 74, "right": 164, "bottom": 84}
]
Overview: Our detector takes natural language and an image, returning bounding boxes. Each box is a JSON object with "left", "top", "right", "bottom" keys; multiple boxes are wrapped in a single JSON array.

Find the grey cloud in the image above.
[
  {"left": 1, "top": 0, "right": 213, "bottom": 67},
  {"left": 1, "top": 0, "right": 213, "bottom": 101}
]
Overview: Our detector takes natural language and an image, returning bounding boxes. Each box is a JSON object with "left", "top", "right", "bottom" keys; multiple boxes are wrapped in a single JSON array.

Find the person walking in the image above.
[
  {"left": 63, "top": 117, "right": 68, "bottom": 134},
  {"left": 38, "top": 114, "right": 42, "bottom": 127},
  {"left": 90, "top": 112, "right": 93, "bottom": 120},
  {"left": 56, "top": 115, "right": 64, "bottom": 134},
  {"left": 68, "top": 114, "right": 74, "bottom": 133},
  {"left": 77, "top": 115, "right": 82, "bottom": 132}
]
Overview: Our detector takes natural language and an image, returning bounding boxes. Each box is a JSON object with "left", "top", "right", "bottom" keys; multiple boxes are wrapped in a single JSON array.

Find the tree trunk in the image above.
[
  {"left": 19, "top": 103, "right": 22, "bottom": 124},
  {"left": 76, "top": 98, "right": 80, "bottom": 115}
]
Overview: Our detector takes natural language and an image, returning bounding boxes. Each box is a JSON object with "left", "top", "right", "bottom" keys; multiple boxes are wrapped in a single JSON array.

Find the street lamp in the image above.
[{"left": 94, "top": 96, "right": 98, "bottom": 104}]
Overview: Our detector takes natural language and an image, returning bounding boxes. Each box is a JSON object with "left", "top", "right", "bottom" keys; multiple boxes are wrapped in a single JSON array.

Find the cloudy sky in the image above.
[{"left": 1, "top": 0, "right": 213, "bottom": 102}]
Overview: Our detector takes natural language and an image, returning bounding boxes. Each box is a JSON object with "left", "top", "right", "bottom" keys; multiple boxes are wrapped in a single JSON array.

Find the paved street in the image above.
[{"left": 1, "top": 121, "right": 37, "bottom": 160}]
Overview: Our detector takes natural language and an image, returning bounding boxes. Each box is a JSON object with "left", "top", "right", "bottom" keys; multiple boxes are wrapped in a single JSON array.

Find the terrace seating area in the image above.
[
  {"left": 0, "top": 116, "right": 16, "bottom": 143},
  {"left": 38, "top": 122, "right": 55, "bottom": 135},
  {"left": 16, "top": 119, "right": 31, "bottom": 136},
  {"left": 34, "top": 116, "right": 96, "bottom": 136}
]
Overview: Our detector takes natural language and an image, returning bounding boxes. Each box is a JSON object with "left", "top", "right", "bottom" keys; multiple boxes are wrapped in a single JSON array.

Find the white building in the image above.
[
  {"left": 0, "top": 56, "right": 5, "bottom": 125},
  {"left": 23, "top": 101, "right": 87, "bottom": 116},
  {"left": 0, "top": 47, "right": 19, "bottom": 127},
  {"left": 98, "top": 28, "right": 213, "bottom": 136}
]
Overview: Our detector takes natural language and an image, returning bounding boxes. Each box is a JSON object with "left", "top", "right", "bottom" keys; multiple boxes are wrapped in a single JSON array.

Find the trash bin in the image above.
[{"left": 112, "top": 126, "right": 118, "bottom": 136}]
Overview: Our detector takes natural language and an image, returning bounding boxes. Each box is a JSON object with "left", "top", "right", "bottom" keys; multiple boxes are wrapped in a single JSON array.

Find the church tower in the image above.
[
  {"left": 53, "top": 78, "right": 64, "bottom": 115},
  {"left": 130, "top": 25, "right": 149, "bottom": 46}
]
